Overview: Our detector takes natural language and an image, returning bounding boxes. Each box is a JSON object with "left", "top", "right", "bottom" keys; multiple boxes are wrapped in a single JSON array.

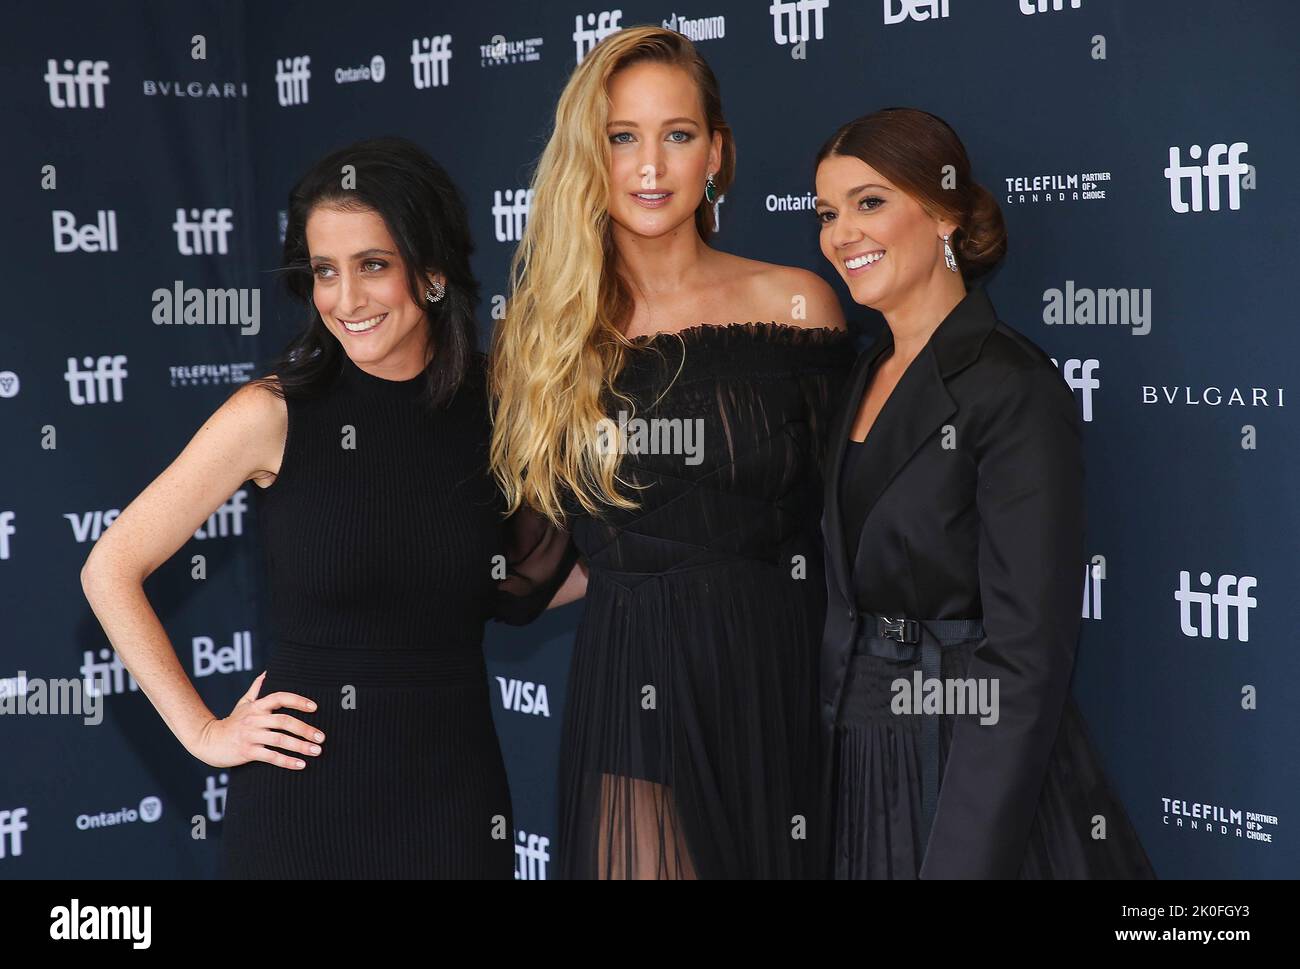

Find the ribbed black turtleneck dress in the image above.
[{"left": 218, "top": 353, "right": 570, "bottom": 879}]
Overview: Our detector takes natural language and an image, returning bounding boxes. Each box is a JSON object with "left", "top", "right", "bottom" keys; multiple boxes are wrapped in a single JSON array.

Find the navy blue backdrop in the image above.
[{"left": 2, "top": 0, "right": 1296, "bottom": 879}]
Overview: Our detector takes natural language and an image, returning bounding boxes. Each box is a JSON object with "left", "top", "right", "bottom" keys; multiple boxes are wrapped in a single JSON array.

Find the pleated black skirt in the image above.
[{"left": 832, "top": 643, "right": 1156, "bottom": 879}]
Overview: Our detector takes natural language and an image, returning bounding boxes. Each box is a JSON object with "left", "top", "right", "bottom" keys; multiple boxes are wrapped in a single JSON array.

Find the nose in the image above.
[
  {"left": 830, "top": 211, "right": 861, "bottom": 252},
  {"left": 337, "top": 268, "right": 365, "bottom": 316},
  {"left": 637, "top": 144, "right": 665, "bottom": 189}
]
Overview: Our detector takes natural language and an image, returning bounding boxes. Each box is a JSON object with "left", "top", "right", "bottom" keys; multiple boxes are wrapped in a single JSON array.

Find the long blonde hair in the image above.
[{"left": 487, "top": 25, "right": 736, "bottom": 525}]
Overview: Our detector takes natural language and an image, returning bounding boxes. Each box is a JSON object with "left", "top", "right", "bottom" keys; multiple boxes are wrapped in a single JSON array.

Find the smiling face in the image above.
[
  {"left": 814, "top": 154, "right": 957, "bottom": 314},
  {"left": 306, "top": 205, "right": 439, "bottom": 378},
  {"left": 605, "top": 61, "right": 721, "bottom": 240}
]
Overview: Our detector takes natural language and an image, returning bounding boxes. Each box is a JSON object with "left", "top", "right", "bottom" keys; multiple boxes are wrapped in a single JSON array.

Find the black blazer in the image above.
[{"left": 820, "top": 285, "right": 1085, "bottom": 879}]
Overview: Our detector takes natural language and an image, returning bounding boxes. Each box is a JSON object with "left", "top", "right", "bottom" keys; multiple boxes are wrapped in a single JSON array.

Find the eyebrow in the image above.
[
  {"left": 309, "top": 248, "right": 395, "bottom": 263},
  {"left": 813, "top": 184, "right": 894, "bottom": 207},
  {"left": 606, "top": 117, "right": 701, "bottom": 127}
]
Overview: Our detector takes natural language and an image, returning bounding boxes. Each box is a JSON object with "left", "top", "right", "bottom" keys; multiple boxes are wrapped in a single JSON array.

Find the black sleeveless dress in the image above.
[
  {"left": 556, "top": 322, "right": 855, "bottom": 879},
  {"left": 218, "top": 353, "right": 567, "bottom": 879}
]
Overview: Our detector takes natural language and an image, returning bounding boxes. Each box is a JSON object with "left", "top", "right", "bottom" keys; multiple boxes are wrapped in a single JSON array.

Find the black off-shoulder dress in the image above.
[{"left": 556, "top": 322, "right": 855, "bottom": 879}]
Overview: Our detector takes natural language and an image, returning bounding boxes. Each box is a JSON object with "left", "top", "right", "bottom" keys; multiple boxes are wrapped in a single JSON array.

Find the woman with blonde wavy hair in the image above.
[{"left": 489, "top": 26, "right": 854, "bottom": 879}]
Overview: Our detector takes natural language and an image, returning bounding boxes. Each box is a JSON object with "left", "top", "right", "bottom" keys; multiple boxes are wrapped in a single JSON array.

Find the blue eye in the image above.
[
  {"left": 667, "top": 130, "right": 692, "bottom": 143},
  {"left": 610, "top": 132, "right": 633, "bottom": 144}
]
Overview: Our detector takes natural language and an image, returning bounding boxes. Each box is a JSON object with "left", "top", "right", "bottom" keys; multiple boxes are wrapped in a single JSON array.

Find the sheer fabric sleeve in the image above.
[{"left": 492, "top": 504, "right": 581, "bottom": 626}]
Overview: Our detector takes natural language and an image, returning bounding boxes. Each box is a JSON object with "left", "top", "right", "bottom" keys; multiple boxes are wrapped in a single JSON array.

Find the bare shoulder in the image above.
[
  {"left": 223, "top": 375, "right": 288, "bottom": 487},
  {"left": 738, "top": 257, "right": 847, "bottom": 331}
]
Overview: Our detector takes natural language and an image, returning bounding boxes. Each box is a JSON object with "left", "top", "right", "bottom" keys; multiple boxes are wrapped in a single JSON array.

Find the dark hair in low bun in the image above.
[{"left": 814, "top": 107, "right": 1006, "bottom": 281}]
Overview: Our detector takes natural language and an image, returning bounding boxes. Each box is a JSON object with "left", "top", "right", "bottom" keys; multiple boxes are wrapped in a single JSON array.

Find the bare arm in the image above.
[{"left": 80, "top": 380, "right": 321, "bottom": 770}]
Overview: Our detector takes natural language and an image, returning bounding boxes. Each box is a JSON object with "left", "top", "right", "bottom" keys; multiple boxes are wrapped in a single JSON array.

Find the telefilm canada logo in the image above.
[{"left": 1162, "top": 796, "right": 1278, "bottom": 846}]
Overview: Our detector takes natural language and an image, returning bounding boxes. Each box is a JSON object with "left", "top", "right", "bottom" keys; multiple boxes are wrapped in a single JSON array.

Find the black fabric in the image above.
[
  {"left": 821, "top": 287, "right": 1155, "bottom": 879},
  {"left": 555, "top": 322, "right": 855, "bottom": 879},
  {"left": 219, "top": 353, "right": 557, "bottom": 878}
]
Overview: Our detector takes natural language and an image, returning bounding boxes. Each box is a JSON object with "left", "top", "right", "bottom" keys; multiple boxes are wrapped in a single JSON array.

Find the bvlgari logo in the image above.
[{"left": 1141, "top": 385, "right": 1284, "bottom": 407}]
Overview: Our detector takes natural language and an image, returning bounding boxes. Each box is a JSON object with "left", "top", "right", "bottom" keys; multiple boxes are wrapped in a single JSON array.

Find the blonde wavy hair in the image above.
[{"left": 487, "top": 25, "right": 736, "bottom": 526}]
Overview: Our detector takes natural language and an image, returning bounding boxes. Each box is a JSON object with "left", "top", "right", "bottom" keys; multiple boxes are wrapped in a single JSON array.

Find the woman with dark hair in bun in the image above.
[
  {"left": 81, "top": 136, "right": 574, "bottom": 878},
  {"left": 813, "top": 108, "right": 1154, "bottom": 879}
]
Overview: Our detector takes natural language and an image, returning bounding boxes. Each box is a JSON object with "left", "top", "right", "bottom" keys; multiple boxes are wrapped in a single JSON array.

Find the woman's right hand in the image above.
[{"left": 190, "top": 672, "right": 325, "bottom": 770}]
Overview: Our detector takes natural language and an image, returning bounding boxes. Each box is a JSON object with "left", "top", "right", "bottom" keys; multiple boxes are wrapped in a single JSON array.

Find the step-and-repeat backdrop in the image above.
[{"left": 2, "top": 0, "right": 1296, "bottom": 878}]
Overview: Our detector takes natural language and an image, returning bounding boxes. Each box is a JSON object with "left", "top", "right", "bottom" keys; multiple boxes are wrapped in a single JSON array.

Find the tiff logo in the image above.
[
  {"left": 202, "top": 773, "right": 228, "bottom": 822},
  {"left": 1165, "top": 143, "right": 1249, "bottom": 213},
  {"left": 1082, "top": 555, "right": 1104, "bottom": 620},
  {"left": 492, "top": 189, "right": 533, "bottom": 242},
  {"left": 82, "top": 648, "right": 140, "bottom": 698},
  {"left": 515, "top": 830, "right": 551, "bottom": 879},
  {"left": 44, "top": 59, "right": 110, "bottom": 108},
  {"left": 1020, "top": 0, "right": 1081, "bottom": 12},
  {"left": 770, "top": 0, "right": 829, "bottom": 44},
  {"left": 411, "top": 35, "right": 453, "bottom": 89},
  {"left": 1051, "top": 357, "right": 1099, "bottom": 423},
  {"left": 574, "top": 11, "right": 623, "bottom": 62},
  {"left": 0, "top": 807, "right": 29, "bottom": 859},
  {"left": 53, "top": 210, "right": 118, "bottom": 253},
  {"left": 0, "top": 511, "right": 13, "bottom": 560},
  {"left": 65, "top": 356, "right": 128, "bottom": 405},
  {"left": 173, "top": 209, "right": 234, "bottom": 255},
  {"left": 885, "top": 0, "right": 948, "bottom": 24},
  {"left": 195, "top": 491, "right": 248, "bottom": 539},
  {"left": 275, "top": 56, "right": 311, "bottom": 106},
  {"left": 1175, "top": 571, "right": 1257, "bottom": 642}
]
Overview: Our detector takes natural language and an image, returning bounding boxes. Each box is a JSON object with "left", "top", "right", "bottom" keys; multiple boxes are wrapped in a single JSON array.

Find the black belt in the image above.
[{"left": 852, "top": 613, "right": 985, "bottom": 850}]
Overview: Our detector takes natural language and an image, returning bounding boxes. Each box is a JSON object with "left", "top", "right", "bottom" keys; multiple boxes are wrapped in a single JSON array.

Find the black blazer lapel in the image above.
[
  {"left": 828, "top": 287, "right": 1000, "bottom": 600},
  {"left": 823, "top": 331, "right": 892, "bottom": 606}
]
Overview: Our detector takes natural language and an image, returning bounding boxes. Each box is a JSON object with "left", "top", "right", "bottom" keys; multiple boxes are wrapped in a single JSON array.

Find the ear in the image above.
[
  {"left": 709, "top": 130, "right": 723, "bottom": 179},
  {"left": 936, "top": 218, "right": 960, "bottom": 239}
]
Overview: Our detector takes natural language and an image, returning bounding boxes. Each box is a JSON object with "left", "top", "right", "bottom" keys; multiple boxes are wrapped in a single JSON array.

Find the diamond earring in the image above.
[
  {"left": 705, "top": 171, "right": 717, "bottom": 205},
  {"left": 942, "top": 234, "right": 958, "bottom": 273},
  {"left": 425, "top": 280, "right": 446, "bottom": 303}
]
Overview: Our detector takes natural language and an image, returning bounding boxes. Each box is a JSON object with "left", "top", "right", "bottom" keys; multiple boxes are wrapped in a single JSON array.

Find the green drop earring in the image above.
[{"left": 705, "top": 171, "right": 718, "bottom": 204}]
